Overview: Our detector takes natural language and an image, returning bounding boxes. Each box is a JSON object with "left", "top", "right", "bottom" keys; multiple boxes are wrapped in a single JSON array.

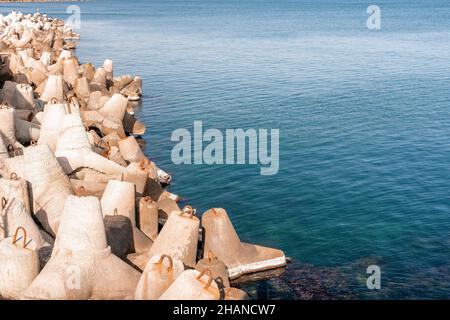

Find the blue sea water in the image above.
[{"left": 2, "top": 0, "right": 450, "bottom": 299}]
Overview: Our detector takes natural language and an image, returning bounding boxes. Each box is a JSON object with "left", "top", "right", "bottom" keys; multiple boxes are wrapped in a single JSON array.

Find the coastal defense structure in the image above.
[{"left": 0, "top": 11, "right": 286, "bottom": 300}]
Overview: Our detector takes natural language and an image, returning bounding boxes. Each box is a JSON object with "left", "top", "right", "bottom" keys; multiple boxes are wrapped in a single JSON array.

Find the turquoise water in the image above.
[{"left": 2, "top": 0, "right": 450, "bottom": 299}]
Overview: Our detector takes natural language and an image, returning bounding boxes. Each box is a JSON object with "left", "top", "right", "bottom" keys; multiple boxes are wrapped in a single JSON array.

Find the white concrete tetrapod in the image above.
[
  {"left": 40, "top": 51, "right": 51, "bottom": 66},
  {"left": 40, "top": 74, "right": 64, "bottom": 103},
  {"left": 74, "top": 77, "right": 90, "bottom": 102},
  {"left": 80, "top": 110, "right": 125, "bottom": 138},
  {"left": 70, "top": 179, "right": 106, "bottom": 199},
  {"left": 101, "top": 180, "right": 152, "bottom": 255},
  {"left": 128, "top": 206, "right": 199, "bottom": 271},
  {"left": 157, "top": 197, "right": 181, "bottom": 222},
  {"left": 46, "top": 61, "right": 63, "bottom": 76},
  {"left": 90, "top": 67, "right": 106, "bottom": 91},
  {"left": 63, "top": 57, "right": 78, "bottom": 87},
  {"left": 138, "top": 196, "right": 159, "bottom": 241},
  {"left": 86, "top": 91, "right": 103, "bottom": 110},
  {"left": 37, "top": 98, "right": 67, "bottom": 151},
  {"left": 99, "top": 93, "right": 128, "bottom": 123},
  {"left": 158, "top": 269, "right": 220, "bottom": 300},
  {"left": 107, "top": 146, "right": 127, "bottom": 167},
  {"left": 55, "top": 113, "right": 126, "bottom": 176},
  {"left": 103, "top": 59, "right": 113, "bottom": 80},
  {"left": 0, "top": 197, "right": 53, "bottom": 267},
  {"left": 202, "top": 208, "right": 287, "bottom": 280},
  {"left": 145, "top": 176, "right": 164, "bottom": 202},
  {"left": 118, "top": 136, "right": 145, "bottom": 163},
  {"left": 0, "top": 173, "right": 31, "bottom": 216},
  {"left": 57, "top": 49, "right": 72, "bottom": 61},
  {"left": 123, "top": 111, "right": 146, "bottom": 135},
  {"left": 27, "top": 64, "right": 48, "bottom": 86},
  {"left": 12, "top": 83, "right": 34, "bottom": 109},
  {"left": 123, "top": 161, "right": 149, "bottom": 197},
  {"left": 134, "top": 254, "right": 184, "bottom": 300},
  {"left": 23, "top": 196, "right": 141, "bottom": 300},
  {"left": 0, "top": 106, "right": 22, "bottom": 149},
  {"left": 120, "top": 78, "right": 141, "bottom": 101},
  {"left": 15, "top": 118, "right": 40, "bottom": 145},
  {"left": 195, "top": 251, "right": 230, "bottom": 289},
  {"left": 0, "top": 81, "right": 17, "bottom": 105},
  {"left": 0, "top": 227, "right": 39, "bottom": 299},
  {"left": 81, "top": 63, "right": 95, "bottom": 82},
  {"left": 3, "top": 144, "right": 74, "bottom": 236}
]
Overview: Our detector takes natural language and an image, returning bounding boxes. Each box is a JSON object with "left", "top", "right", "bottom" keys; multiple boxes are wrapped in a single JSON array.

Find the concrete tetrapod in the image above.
[
  {"left": 123, "top": 111, "right": 146, "bottom": 135},
  {"left": 80, "top": 110, "right": 126, "bottom": 138},
  {"left": 0, "top": 81, "right": 17, "bottom": 105},
  {"left": 74, "top": 77, "right": 90, "bottom": 103},
  {"left": 107, "top": 146, "right": 127, "bottom": 167},
  {"left": 118, "top": 136, "right": 146, "bottom": 163},
  {"left": 98, "top": 93, "right": 128, "bottom": 123},
  {"left": 15, "top": 118, "right": 40, "bottom": 145},
  {"left": 128, "top": 206, "right": 199, "bottom": 271},
  {"left": 101, "top": 180, "right": 152, "bottom": 255},
  {"left": 195, "top": 251, "right": 230, "bottom": 289},
  {"left": 63, "top": 57, "right": 78, "bottom": 87},
  {"left": 202, "top": 208, "right": 286, "bottom": 279},
  {"left": 55, "top": 113, "right": 126, "bottom": 176},
  {"left": 159, "top": 269, "right": 220, "bottom": 300},
  {"left": 123, "top": 161, "right": 151, "bottom": 198},
  {"left": 23, "top": 195, "right": 141, "bottom": 300},
  {"left": 0, "top": 106, "right": 22, "bottom": 149},
  {"left": 27, "top": 63, "right": 48, "bottom": 86},
  {"left": 2, "top": 144, "right": 74, "bottom": 236},
  {"left": 90, "top": 67, "right": 106, "bottom": 91},
  {"left": 0, "top": 197, "right": 52, "bottom": 266},
  {"left": 0, "top": 173, "right": 31, "bottom": 214},
  {"left": 12, "top": 83, "right": 34, "bottom": 109},
  {"left": 103, "top": 59, "right": 113, "bottom": 81},
  {"left": 157, "top": 197, "right": 181, "bottom": 221},
  {"left": 0, "top": 227, "right": 39, "bottom": 299},
  {"left": 37, "top": 98, "right": 67, "bottom": 152},
  {"left": 40, "top": 74, "right": 64, "bottom": 103},
  {"left": 70, "top": 179, "right": 107, "bottom": 199},
  {"left": 138, "top": 196, "right": 159, "bottom": 241},
  {"left": 134, "top": 254, "right": 184, "bottom": 300}
]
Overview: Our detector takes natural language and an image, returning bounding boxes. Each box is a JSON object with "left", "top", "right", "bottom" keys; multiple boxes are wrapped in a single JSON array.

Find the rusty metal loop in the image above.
[
  {"left": 157, "top": 254, "right": 173, "bottom": 270},
  {"left": 196, "top": 269, "right": 214, "bottom": 289},
  {"left": 13, "top": 226, "right": 27, "bottom": 249},
  {"left": 13, "top": 148, "right": 23, "bottom": 157},
  {"left": 1, "top": 197, "right": 7, "bottom": 210}
]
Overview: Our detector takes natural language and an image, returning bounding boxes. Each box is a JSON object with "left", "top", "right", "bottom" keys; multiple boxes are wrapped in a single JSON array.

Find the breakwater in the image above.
[{"left": 0, "top": 11, "right": 286, "bottom": 300}]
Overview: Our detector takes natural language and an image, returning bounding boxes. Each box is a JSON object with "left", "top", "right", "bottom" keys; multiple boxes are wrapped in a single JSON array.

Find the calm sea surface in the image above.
[{"left": 2, "top": 0, "right": 450, "bottom": 299}]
